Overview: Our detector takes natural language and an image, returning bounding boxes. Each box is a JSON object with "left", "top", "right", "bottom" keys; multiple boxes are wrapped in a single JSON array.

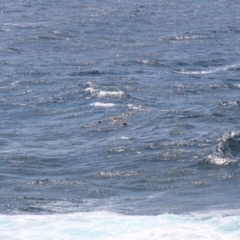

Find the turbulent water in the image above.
[{"left": 1, "top": 0, "right": 240, "bottom": 238}]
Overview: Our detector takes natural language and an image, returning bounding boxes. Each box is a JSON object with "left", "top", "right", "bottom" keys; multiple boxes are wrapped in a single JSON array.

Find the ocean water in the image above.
[{"left": 1, "top": 0, "right": 240, "bottom": 238}]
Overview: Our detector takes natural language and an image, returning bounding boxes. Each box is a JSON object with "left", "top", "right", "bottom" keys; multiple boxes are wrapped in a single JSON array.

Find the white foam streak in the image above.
[
  {"left": 98, "top": 90, "right": 124, "bottom": 97},
  {"left": 171, "top": 35, "right": 209, "bottom": 41},
  {"left": 1, "top": 211, "right": 240, "bottom": 240},
  {"left": 121, "top": 136, "right": 130, "bottom": 140},
  {"left": 176, "top": 64, "right": 240, "bottom": 75},
  {"left": 85, "top": 87, "right": 124, "bottom": 98},
  {"left": 91, "top": 102, "right": 116, "bottom": 108}
]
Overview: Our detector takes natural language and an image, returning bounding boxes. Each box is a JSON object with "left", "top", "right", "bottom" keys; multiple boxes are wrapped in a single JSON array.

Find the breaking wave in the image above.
[
  {"left": 204, "top": 132, "right": 240, "bottom": 165},
  {"left": 1, "top": 211, "right": 240, "bottom": 240}
]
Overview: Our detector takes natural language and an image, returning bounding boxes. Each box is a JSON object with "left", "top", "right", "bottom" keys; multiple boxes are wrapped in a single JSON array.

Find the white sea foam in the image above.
[
  {"left": 233, "top": 84, "right": 240, "bottom": 89},
  {"left": 206, "top": 155, "right": 235, "bottom": 166},
  {"left": 127, "top": 104, "right": 143, "bottom": 111},
  {"left": 172, "top": 35, "right": 208, "bottom": 40},
  {"left": 98, "top": 90, "right": 124, "bottom": 97},
  {"left": 121, "top": 136, "right": 130, "bottom": 140},
  {"left": 176, "top": 64, "right": 240, "bottom": 75},
  {"left": 85, "top": 87, "right": 98, "bottom": 94},
  {"left": 1, "top": 211, "right": 240, "bottom": 239},
  {"left": 135, "top": 59, "right": 157, "bottom": 65},
  {"left": 91, "top": 102, "right": 117, "bottom": 108},
  {"left": 221, "top": 100, "right": 240, "bottom": 106},
  {"left": 85, "top": 87, "right": 124, "bottom": 97}
]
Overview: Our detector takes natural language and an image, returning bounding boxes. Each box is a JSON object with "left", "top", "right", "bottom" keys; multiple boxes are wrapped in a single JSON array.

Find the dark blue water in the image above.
[{"left": 1, "top": 0, "right": 240, "bottom": 215}]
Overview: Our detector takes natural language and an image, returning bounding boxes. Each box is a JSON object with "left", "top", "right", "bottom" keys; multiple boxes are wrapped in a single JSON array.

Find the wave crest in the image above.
[{"left": 205, "top": 132, "right": 240, "bottom": 165}]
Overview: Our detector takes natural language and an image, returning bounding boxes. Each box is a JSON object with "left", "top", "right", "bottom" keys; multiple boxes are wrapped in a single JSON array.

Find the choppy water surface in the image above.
[{"left": 1, "top": 0, "right": 240, "bottom": 217}]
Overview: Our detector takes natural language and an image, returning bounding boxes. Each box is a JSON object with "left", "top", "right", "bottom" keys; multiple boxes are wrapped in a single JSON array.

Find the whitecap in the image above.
[
  {"left": 221, "top": 100, "right": 240, "bottom": 106},
  {"left": 127, "top": 104, "right": 143, "bottom": 111},
  {"left": 205, "top": 131, "right": 240, "bottom": 165},
  {"left": 206, "top": 155, "right": 235, "bottom": 166},
  {"left": 121, "top": 136, "right": 130, "bottom": 140},
  {"left": 90, "top": 102, "right": 117, "bottom": 108},
  {"left": 85, "top": 87, "right": 98, "bottom": 94},
  {"left": 233, "top": 84, "right": 240, "bottom": 89},
  {"left": 98, "top": 90, "right": 124, "bottom": 97},
  {"left": 175, "top": 64, "right": 240, "bottom": 75},
  {"left": 1, "top": 211, "right": 240, "bottom": 239},
  {"left": 85, "top": 87, "right": 124, "bottom": 97},
  {"left": 171, "top": 35, "right": 208, "bottom": 41},
  {"left": 135, "top": 59, "right": 158, "bottom": 65}
]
